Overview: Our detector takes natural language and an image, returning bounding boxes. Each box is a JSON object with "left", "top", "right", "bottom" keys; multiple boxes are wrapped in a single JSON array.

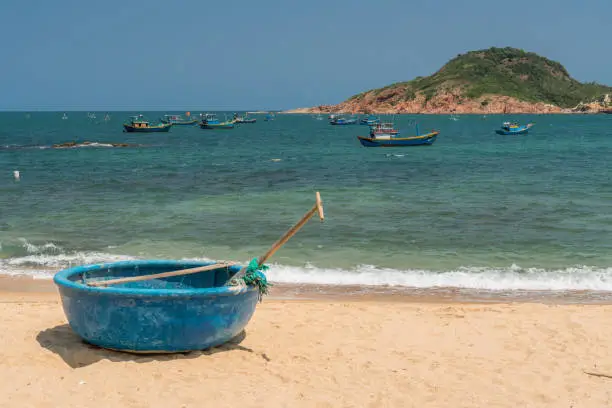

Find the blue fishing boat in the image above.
[
  {"left": 53, "top": 260, "right": 259, "bottom": 352},
  {"left": 160, "top": 114, "right": 198, "bottom": 125},
  {"left": 357, "top": 123, "right": 439, "bottom": 147},
  {"left": 359, "top": 115, "right": 380, "bottom": 125},
  {"left": 330, "top": 116, "right": 357, "bottom": 125},
  {"left": 264, "top": 113, "right": 275, "bottom": 121},
  {"left": 495, "top": 121, "right": 534, "bottom": 135},
  {"left": 123, "top": 115, "right": 172, "bottom": 133},
  {"left": 233, "top": 113, "right": 257, "bottom": 124},
  {"left": 200, "top": 113, "right": 235, "bottom": 129}
]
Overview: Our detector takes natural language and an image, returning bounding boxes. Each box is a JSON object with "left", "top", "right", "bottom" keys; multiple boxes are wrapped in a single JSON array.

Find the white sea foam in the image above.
[
  {"left": 5, "top": 239, "right": 612, "bottom": 291},
  {"left": 3, "top": 250, "right": 612, "bottom": 292},
  {"left": 264, "top": 263, "right": 612, "bottom": 292}
]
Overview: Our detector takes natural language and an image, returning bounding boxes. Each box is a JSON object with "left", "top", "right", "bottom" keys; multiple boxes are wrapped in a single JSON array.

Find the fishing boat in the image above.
[
  {"left": 264, "top": 113, "right": 275, "bottom": 121},
  {"left": 233, "top": 113, "right": 257, "bottom": 124},
  {"left": 123, "top": 115, "right": 172, "bottom": 133},
  {"left": 200, "top": 113, "right": 235, "bottom": 129},
  {"left": 360, "top": 115, "right": 380, "bottom": 125},
  {"left": 330, "top": 116, "right": 357, "bottom": 125},
  {"left": 62, "top": 113, "right": 68, "bottom": 120},
  {"left": 160, "top": 114, "right": 198, "bottom": 125},
  {"left": 495, "top": 121, "right": 534, "bottom": 135},
  {"left": 52, "top": 192, "right": 325, "bottom": 353},
  {"left": 357, "top": 123, "right": 439, "bottom": 147}
]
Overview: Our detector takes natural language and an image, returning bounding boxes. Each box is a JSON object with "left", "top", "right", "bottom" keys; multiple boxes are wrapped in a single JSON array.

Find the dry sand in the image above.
[{"left": 1, "top": 280, "right": 612, "bottom": 407}]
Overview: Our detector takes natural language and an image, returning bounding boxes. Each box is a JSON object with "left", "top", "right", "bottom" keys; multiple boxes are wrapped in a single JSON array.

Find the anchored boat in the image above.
[
  {"left": 495, "top": 121, "right": 533, "bottom": 135},
  {"left": 359, "top": 115, "right": 380, "bottom": 126},
  {"left": 160, "top": 114, "right": 198, "bottom": 125},
  {"left": 123, "top": 115, "right": 172, "bottom": 133},
  {"left": 330, "top": 116, "right": 357, "bottom": 125},
  {"left": 357, "top": 123, "right": 439, "bottom": 147},
  {"left": 200, "top": 113, "right": 235, "bottom": 129},
  {"left": 233, "top": 113, "right": 257, "bottom": 124}
]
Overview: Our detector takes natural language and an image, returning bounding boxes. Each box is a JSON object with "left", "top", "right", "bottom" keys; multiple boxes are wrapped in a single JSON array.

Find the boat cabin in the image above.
[
  {"left": 370, "top": 122, "right": 400, "bottom": 139},
  {"left": 202, "top": 114, "right": 220, "bottom": 125},
  {"left": 129, "top": 115, "right": 150, "bottom": 128}
]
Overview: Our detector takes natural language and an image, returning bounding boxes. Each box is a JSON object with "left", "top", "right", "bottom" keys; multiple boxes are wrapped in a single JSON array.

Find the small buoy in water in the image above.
[{"left": 13, "top": 170, "right": 20, "bottom": 181}]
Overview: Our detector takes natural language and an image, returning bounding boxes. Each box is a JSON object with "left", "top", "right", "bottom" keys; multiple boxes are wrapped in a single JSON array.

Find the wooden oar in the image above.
[
  {"left": 227, "top": 191, "right": 324, "bottom": 284},
  {"left": 87, "top": 262, "right": 234, "bottom": 287}
]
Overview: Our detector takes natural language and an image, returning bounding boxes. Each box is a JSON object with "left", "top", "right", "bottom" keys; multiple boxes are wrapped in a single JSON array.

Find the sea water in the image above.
[{"left": 2, "top": 112, "right": 612, "bottom": 298}]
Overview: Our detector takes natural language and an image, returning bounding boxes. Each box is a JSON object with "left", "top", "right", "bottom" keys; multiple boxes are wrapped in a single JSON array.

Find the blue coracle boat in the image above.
[
  {"left": 53, "top": 260, "right": 259, "bottom": 353},
  {"left": 495, "top": 121, "right": 534, "bottom": 135}
]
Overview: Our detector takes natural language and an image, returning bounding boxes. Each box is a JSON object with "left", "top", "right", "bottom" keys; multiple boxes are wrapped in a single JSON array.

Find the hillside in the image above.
[{"left": 290, "top": 47, "right": 612, "bottom": 114}]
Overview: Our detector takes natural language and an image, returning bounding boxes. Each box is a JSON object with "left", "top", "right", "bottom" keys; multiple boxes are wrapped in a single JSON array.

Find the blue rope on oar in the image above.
[{"left": 240, "top": 258, "right": 272, "bottom": 301}]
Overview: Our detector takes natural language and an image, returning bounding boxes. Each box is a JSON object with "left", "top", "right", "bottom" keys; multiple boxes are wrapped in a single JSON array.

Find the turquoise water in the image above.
[{"left": 2, "top": 111, "right": 612, "bottom": 292}]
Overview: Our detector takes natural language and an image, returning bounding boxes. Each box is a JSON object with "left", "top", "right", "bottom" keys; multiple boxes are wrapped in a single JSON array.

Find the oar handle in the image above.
[{"left": 229, "top": 192, "right": 324, "bottom": 283}]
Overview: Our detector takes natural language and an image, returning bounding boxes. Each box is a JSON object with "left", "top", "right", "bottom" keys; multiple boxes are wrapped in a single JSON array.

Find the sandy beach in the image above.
[{"left": 0, "top": 278, "right": 610, "bottom": 407}]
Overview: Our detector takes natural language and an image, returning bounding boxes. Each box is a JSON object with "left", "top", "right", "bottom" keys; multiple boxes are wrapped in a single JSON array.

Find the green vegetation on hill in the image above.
[{"left": 349, "top": 47, "right": 612, "bottom": 108}]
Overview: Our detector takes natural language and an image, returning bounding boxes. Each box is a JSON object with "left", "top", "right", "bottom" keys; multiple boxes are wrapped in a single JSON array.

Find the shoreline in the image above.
[{"left": 4, "top": 275, "right": 612, "bottom": 305}]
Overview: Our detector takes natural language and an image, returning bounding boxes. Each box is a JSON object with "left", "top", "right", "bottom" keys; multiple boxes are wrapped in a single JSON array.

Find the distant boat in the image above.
[
  {"left": 87, "top": 112, "right": 97, "bottom": 119},
  {"left": 160, "top": 114, "right": 198, "bottom": 125},
  {"left": 200, "top": 113, "right": 235, "bottom": 129},
  {"left": 62, "top": 113, "right": 68, "bottom": 120},
  {"left": 357, "top": 122, "right": 439, "bottom": 147},
  {"left": 264, "top": 113, "right": 275, "bottom": 121},
  {"left": 449, "top": 114, "right": 459, "bottom": 121},
  {"left": 360, "top": 115, "right": 380, "bottom": 125},
  {"left": 123, "top": 115, "right": 172, "bottom": 133},
  {"left": 314, "top": 114, "right": 324, "bottom": 121},
  {"left": 104, "top": 113, "right": 111, "bottom": 122},
  {"left": 495, "top": 121, "right": 533, "bottom": 135},
  {"left": 233, "top": 113, "right": 257, "bottom": 124},
  {"left": 330, "top": 116, "right": 357, "bottom": 125}
]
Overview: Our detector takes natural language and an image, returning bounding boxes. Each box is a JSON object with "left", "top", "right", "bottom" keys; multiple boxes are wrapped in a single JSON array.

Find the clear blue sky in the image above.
[{"left": 1, "top": 0, "right": 610, "bottom": 111}]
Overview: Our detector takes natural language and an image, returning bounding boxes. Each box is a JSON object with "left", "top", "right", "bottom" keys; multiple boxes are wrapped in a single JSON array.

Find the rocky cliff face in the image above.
[
  {"left": 291, "top": 89, "right": 563, "bottom": 114},
  {"left": 286, "top": 47, "right": 612, "bottom": 115}
]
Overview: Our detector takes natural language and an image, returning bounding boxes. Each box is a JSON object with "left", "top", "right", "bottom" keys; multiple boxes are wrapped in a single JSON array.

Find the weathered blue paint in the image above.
[{"left": 53, "top": 260, "right": 259, "bottom": 353}]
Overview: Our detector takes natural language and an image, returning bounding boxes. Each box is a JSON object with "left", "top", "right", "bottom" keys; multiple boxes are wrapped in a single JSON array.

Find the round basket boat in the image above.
[{"left": 53, "top": 260, "right": 260, "bottom": 353}]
